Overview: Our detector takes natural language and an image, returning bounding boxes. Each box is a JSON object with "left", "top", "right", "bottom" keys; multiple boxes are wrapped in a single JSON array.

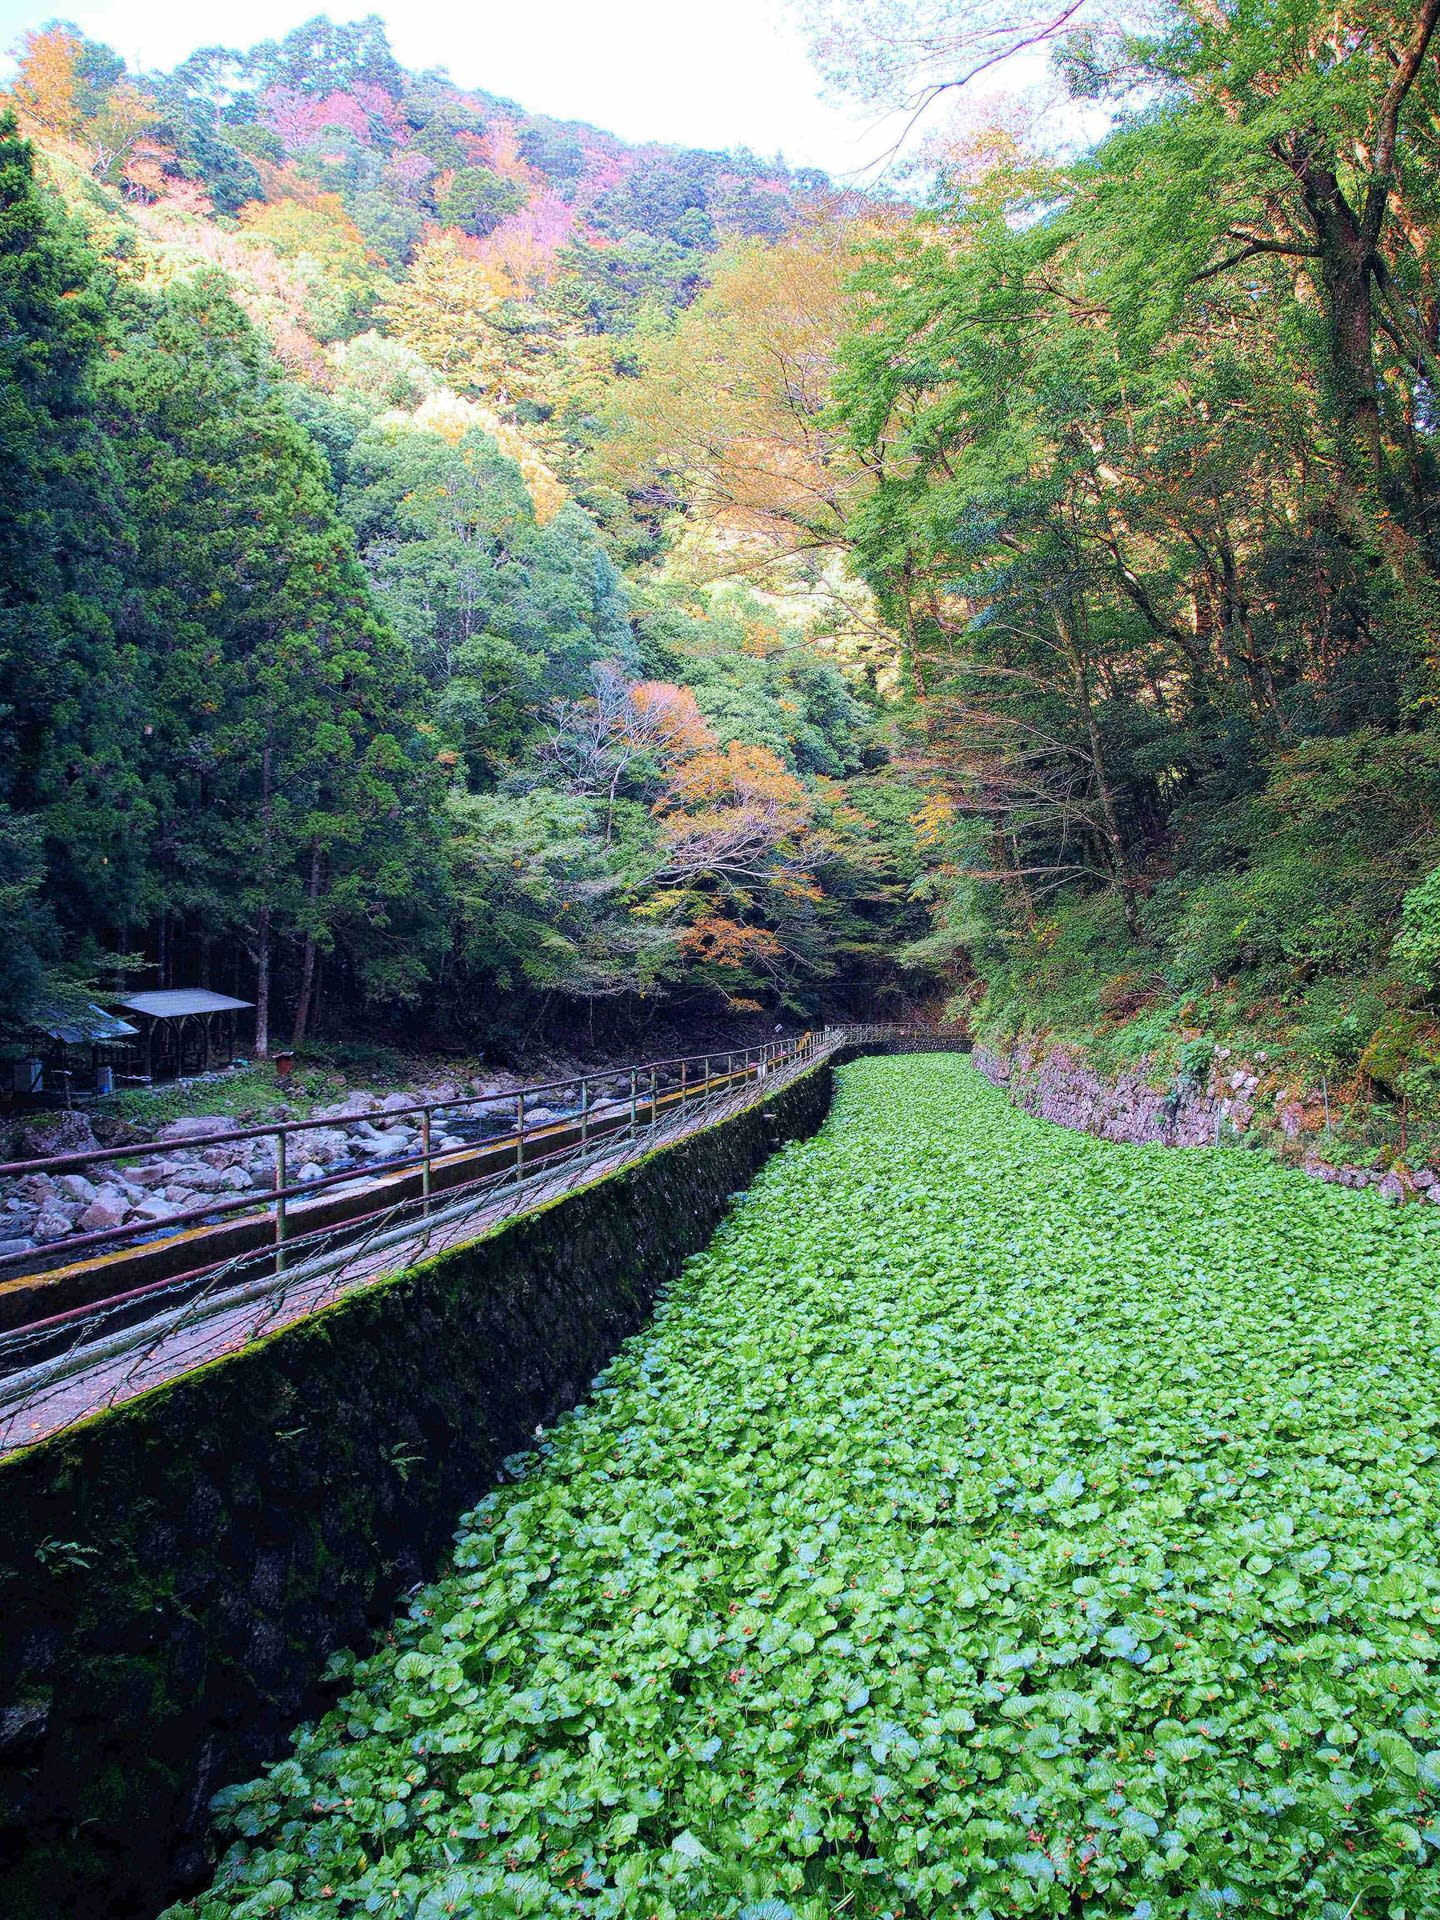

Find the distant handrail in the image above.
[
  {"left": 0, "top": 1023, "right": 966, "bottom": 1450},
  {"left": 0, "top": 1024, "right": 963, "bottom": 1281},
  {"left": 0, "top": 1041, "right": 790, "bottom": 1179}
]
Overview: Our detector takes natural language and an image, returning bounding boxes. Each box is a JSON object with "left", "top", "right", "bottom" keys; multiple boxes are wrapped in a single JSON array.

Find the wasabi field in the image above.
[{"left": 178, "top": 1056, "right": 1440, "bottom": 1920}]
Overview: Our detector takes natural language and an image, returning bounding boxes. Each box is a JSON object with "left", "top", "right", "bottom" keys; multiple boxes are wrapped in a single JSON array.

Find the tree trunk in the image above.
[
  {"left": 290, "top": 844, "right": 323, "bottom": 1053},
  {"left": 1284, "top": 140, "right": 1390, "bottom": 498},
  {"left": 254, "top": 906, "right": 271, "bottom": 1059},
  {"left": 254, "top": 733, "right": 274, "bottom": 1058},
  {"left": 1316, "top": 216, "right": 1385, "bottom": 489},
  {"left": 1060, "top": 614, "right": 1141, "bottom": 939}
]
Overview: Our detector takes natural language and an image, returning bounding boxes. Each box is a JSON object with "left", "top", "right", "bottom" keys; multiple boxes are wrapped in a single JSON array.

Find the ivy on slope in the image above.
[{"left": 175, "top": 1057, "right": 1440, "bottom": 1920}]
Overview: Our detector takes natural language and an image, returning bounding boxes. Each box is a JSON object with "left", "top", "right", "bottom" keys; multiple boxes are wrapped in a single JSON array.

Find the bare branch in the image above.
[{"left": 1191, "top": 237, "right": 1321, "bottom": 284}]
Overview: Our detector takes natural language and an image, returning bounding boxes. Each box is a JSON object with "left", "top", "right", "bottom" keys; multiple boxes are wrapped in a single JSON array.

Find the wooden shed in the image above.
[
  {"left": 8, "top": 1004, "right": 140, "bottom": 1102},
  {"left": 114, "top": 989, "right": 254, "bottom": 1082}
]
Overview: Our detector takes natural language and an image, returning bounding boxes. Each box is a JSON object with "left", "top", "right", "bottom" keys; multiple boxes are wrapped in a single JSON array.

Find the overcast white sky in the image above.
[{"left": 0, "top": 0, "right": 898, "bottom": 178}]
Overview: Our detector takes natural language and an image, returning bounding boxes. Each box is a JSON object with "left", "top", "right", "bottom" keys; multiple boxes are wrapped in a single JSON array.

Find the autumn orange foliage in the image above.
[{"left": 8, "top": 27, "right": 86, "bottom": 140}]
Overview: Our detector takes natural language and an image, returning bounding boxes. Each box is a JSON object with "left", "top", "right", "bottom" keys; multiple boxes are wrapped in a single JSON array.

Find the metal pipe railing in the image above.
[
  {"left": 0, "top": 1025, "right": 963, "bottom": 1281},
  {"left": 0, "top": 1023, "right": 968, "bottom": 1449}
]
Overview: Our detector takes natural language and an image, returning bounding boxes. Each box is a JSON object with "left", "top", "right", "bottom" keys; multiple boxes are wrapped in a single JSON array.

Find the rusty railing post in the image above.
[{"left": 274, "top": 1127, "right": 288, "bottom": 1273}]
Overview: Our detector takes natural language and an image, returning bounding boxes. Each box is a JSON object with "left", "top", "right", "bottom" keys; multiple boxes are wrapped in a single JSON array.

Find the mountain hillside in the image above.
[{"left": 0, "top": 14, "right": 931, "bottom": 1062}]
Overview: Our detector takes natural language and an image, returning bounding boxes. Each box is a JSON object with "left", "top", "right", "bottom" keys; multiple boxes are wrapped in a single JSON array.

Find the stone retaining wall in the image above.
[
  {"left": 973, "top": 1038, "right": 1440, "bottom": 1204},
  {"left": 0, "top": 1062, "right": 834, "bottom": 1920}
]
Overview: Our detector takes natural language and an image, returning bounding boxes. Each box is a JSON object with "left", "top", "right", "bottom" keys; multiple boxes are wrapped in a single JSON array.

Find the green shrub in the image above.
[
  {"left": 1393, "top": 865, "right": 1440, "bottom": 995},
  {"left": 1175, "top": 1035, "right": 1214, "bottom": 1088}
]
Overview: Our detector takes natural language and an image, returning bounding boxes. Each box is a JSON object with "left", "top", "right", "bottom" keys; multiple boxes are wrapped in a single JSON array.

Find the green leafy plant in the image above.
[
  {"left": 174, "top": 1057, "right": 1440, "bottom": 1920},
  {"left": 34, "top": 1537, "right": 99, "bottom": 1575},
  {"left": 1174, "top": 1036, "right": 1214, "bottom": 1091},
  {"left": 1393, "top": 867, "right": 1440, "bottom": 998}
]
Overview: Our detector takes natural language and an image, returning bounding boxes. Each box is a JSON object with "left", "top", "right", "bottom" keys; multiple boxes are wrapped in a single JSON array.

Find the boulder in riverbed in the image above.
[
  {"left": 312, "top": 1094, "right": 376, "bottom": 1120},
  {"left": 78, "top": 1199, "right": 126, "bottom": 1232},
  {"left": 32, "top": 1210, "right": 77, "bottom": 1244},
  {"left": 133, "top": 1196, "right": 181, "bottom": 1224},
  {"left": 157, "top": 1115, "right": 233, "bottom": 1143},
  {"left": 297, "top": 1128, "right": 348, "bottom": 1165},
  {"left": 10, "top": 1111, "right": 99, "bottom": 1160},
  {"left": 353, "top": 1128, "right": 412, "bottom": 1158}
]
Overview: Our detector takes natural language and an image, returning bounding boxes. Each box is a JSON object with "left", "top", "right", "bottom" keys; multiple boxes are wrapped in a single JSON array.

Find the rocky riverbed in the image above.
[{"left": 0, "top": 1076, "right": 636, "bottom": 1263}]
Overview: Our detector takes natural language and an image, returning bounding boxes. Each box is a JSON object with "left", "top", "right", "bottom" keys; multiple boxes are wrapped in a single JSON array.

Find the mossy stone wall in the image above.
[{"left": 0, "top": 1064, "right": 832, "bottom": 1919}]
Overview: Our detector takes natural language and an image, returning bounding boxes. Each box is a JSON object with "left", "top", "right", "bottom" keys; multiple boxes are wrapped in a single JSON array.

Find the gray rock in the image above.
[
  {"left": 201, "top": 1145, "right": 249, "bottom": 1170},
  {"left": 219, "top": 1167, "right": 255, "bottom": 1193},
  {"left": 353, "top": 1128, "right": 411, "bottom": 1158},
  {"left": 0, "top": 1237, "right": 35, "bottom": 1259},
  {"left": 56, "top": 1172, "right": 98, "bottom": 1205},
  {"left": 163, "top": 1187, "right": 205, "bottom": 1209},
  {"left": 11, "top": 1111, "right": 99, "bottom": 1160},
  {"left": 1378, "top": 1172, "right": 1406, "bottom": 1203},
  {"left": 32, "top": 1210, "right": 77, "bottom": 1244},
  {"left": 296, "top": 1128, "right": 348, "bottom": 1165},
  {"left": 1413, "top": 1167, "right": 1436, "bottom": 1190},
  {"left": 296, "top": 1162, "right": 326, "bottom": 1185},
  {"left": 312, "top": 1094, "right": 375, "bottom": 1120},
  {"left": 78, "top": 1199, "right": 126, "bottom": 1232},
  {"left": 157, "top": 1115, "right": 233, "bottom": 1143},
  {"left": 133, "top": 1196, "right": 181, "bottom": 1224},
  {"left": 179, "top": 1164, "right": 229, "bottom": 1193},
  {"left": 379, "top": 1091, "right": 415, "bottom": 1114}
]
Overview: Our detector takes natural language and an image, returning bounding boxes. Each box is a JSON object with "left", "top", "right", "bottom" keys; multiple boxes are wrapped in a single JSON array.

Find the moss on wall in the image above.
[{"left": 0, "top": 1064, "right": 833, "bottom": 1920}]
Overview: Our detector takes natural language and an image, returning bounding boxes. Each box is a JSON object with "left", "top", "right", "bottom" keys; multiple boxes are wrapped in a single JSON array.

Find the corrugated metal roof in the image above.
[
  {"left": 28, "top": 1003, "right": 140, "bottom": 1044},
  {"left": 116, "top": 990, "right": 254, "bottom": 1019}
]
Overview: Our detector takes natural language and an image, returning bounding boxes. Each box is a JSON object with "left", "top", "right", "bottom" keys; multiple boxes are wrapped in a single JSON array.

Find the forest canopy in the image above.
[
  {"left": 807, "top": 0, "right": 1440, "bottom": 1149},
  {"left": 0, "top": 16, "right": 933, "bottom": 1054},
  {"left": 7, "top": 0, "right": 1440, "bottom": 1148}
]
